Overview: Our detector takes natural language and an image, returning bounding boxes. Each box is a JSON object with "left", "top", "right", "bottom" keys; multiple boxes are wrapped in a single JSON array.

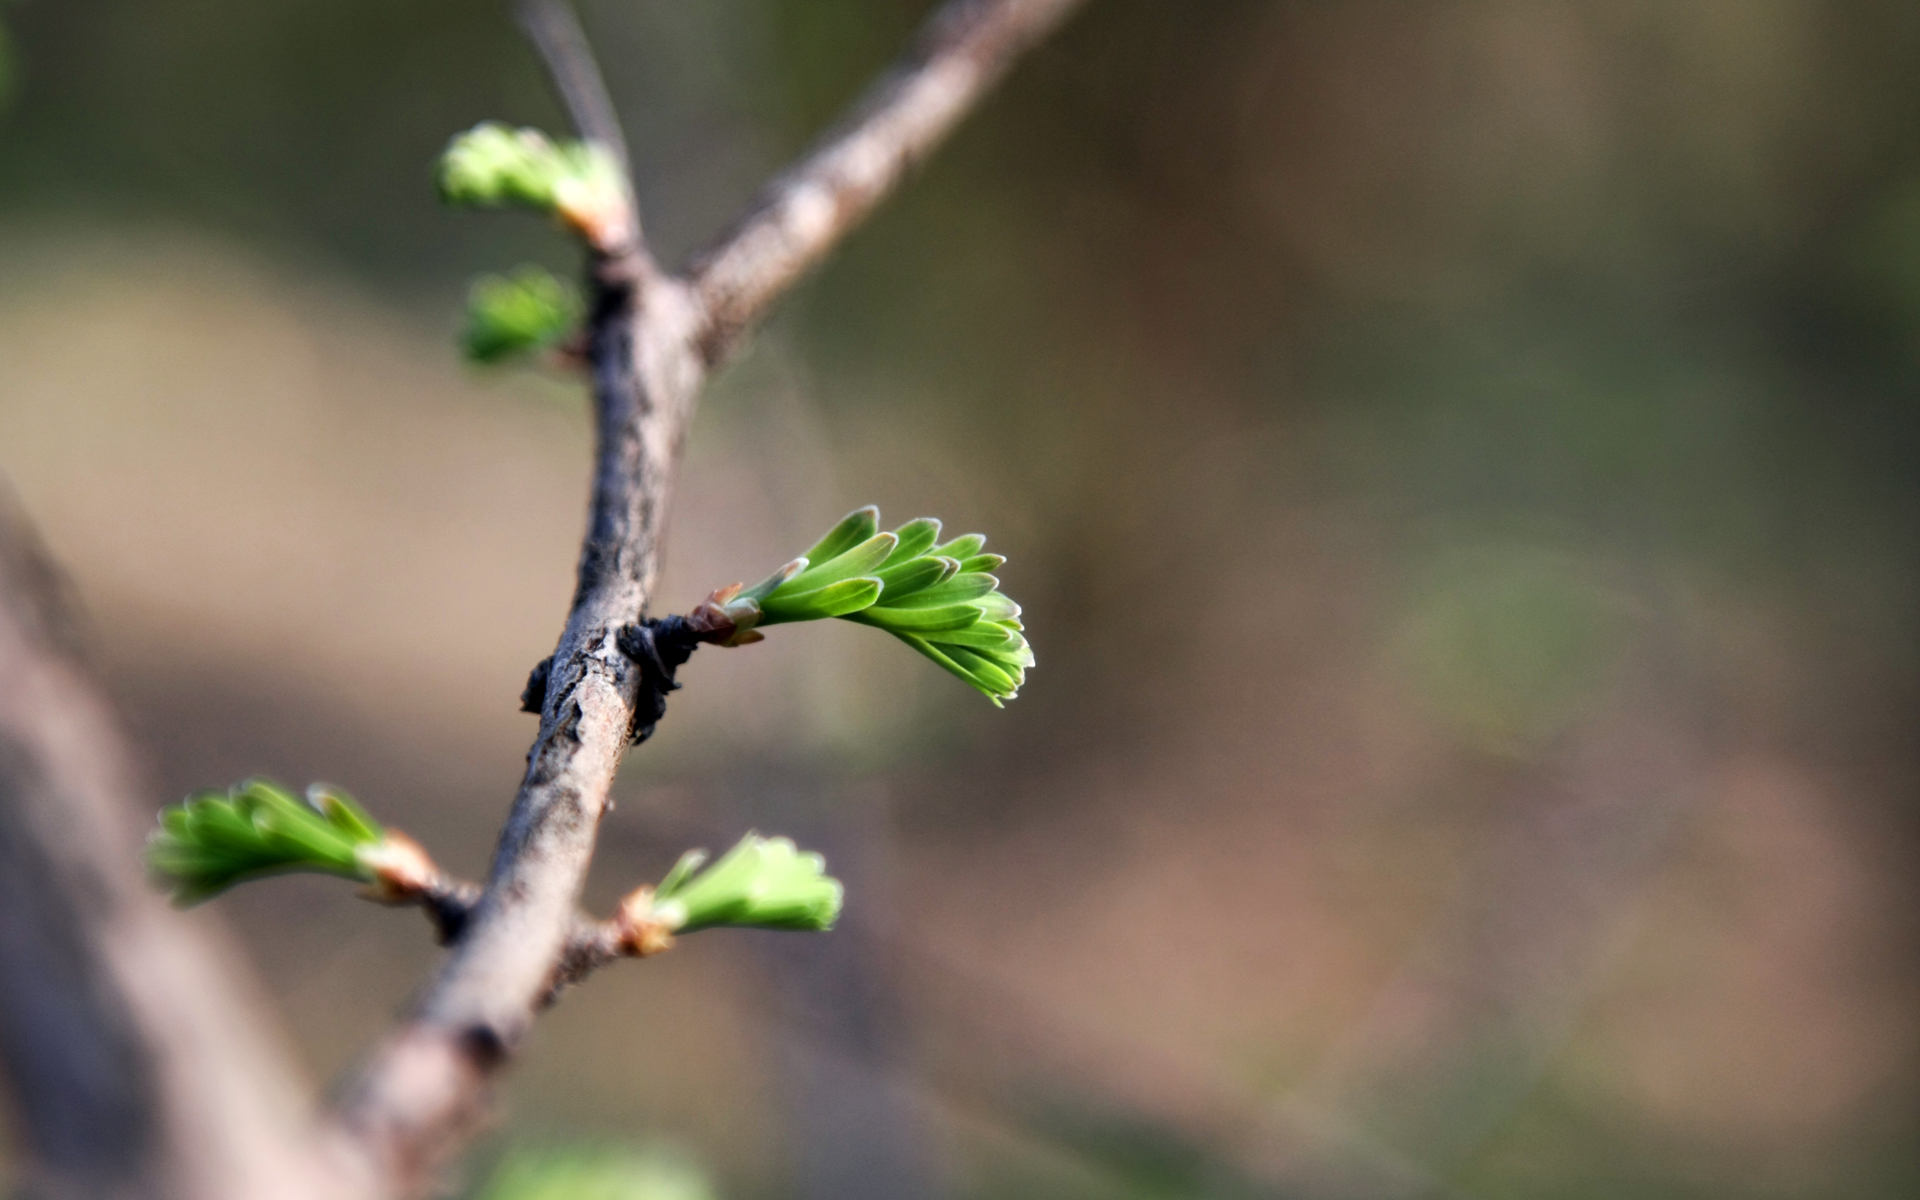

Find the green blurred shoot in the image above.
[
  {"left": 146, "top": 779, "right": 433, "bottom": 906},
  {"left": 438, "top": 122, "right": 631, "bottom": 249},
  {"left": 474, "top": 1145, "right": 715, "bottom": 1200},
  {"left": 617, "top": 834, "right": 842, "bottom": 956},
  {"left": 702, "top": 506, "right": 1033, "bottom": 705},
  {"left": 462, "top": 266, "right": 582, "bottom": 364}
]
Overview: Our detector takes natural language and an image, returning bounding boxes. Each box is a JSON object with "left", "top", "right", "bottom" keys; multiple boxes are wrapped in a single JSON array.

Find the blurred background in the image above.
[{"left": 2, "top": 1, "right": 1917, "bottom": 1197}]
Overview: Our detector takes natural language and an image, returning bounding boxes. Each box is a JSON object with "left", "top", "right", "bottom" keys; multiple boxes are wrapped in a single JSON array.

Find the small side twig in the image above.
[
  {"left": 514, "top": 0, "right": 631, "bottom": 177},
  {"left": 392, "top": 872, "right": 624, "bottom": 1008},
  {"left": 687, "top": 0, "right": 1090, "bottom": 361},
  {"left": 516, "top": 0, "right": 653, "bottom": 272}
]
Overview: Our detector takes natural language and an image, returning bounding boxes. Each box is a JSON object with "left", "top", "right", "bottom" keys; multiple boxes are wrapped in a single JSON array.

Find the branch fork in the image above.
[{"left": 129, "top": 0, "right": 1095, "bottom": 1193}]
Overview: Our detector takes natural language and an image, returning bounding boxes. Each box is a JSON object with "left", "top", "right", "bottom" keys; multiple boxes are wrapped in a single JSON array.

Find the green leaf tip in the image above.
[
  {"left": 462, "top": 266, "right": 581, "bottom": 364},
  {"left": 437, "top": 122, "right": 632, "bottom": 249},
  {"left": 617, "top": 833, "right": 843, "bottom": 954},
  {"left": 709, "top": 507, "right": 1032, "bottom": 703},
  {"left": 146, "top": 779, "right": 383, "bottom": 905}
]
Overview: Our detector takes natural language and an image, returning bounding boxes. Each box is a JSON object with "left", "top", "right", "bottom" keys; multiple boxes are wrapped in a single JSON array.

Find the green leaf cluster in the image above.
[
  {"left": 649, "top": 834, "right": 843, "bottom": 935},
  {"left": 462, "top": 266, "right": 581, "bottom": 364},
  {"left": 721, "top": 507, "right": 1033, "bottom": 704},
  {"left": 146, "top": 780, "right": 383, "bottom": 905},
  {"left": 437, "top": 122, "right": 620, "bottom": 215}
]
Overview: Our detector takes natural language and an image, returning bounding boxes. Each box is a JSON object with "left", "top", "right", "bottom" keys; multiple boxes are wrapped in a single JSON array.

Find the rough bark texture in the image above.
[
  {"left": 327, "top": 263, "right": 707, "bottom": 1193},
  {"left": 329, "top": 4, "right": 1089, "bottom": 1192},
  {"left": 0, "top": 488, "right": 339, "bottom": 1200}
]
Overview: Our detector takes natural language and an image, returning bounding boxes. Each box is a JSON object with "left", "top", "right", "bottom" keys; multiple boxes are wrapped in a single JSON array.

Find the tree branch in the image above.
[
  {"left": 328, "top": 1, "right": 1088, "bottom": 1192},
  {"left": 329, "top": 253, "right": 703, "bottom": 1198},
  {"left": 0, "top": 484, "right": 344, "bottom": 1200},
  {"left": 687, "top": 0, "right": 1090, "bottom": 362},
  {"left": 397, "top": 873, "right": 625, "bottom": 1007}
]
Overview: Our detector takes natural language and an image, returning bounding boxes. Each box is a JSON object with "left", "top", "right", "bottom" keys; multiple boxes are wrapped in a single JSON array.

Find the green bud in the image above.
[
  {"left": 439, "top": 123, "right": 568, "bottom": 208},
  {"left": 714, "top": 508, "right": 1032, "bottom": 703},
  {"left": 437, "top": 122, "right": 630, "bottom": 247},
  {"left": 146, "top": 780, "right": 388, "bottom": 905},
  {"left": 462, "top": 266, "right": 581, "bottom": 363},
  {"left": 638, "top": 834, "right": 843, "bottom": 938}
]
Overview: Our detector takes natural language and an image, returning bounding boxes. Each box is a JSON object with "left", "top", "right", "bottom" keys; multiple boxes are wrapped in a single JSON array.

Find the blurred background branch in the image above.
[{"left": 0, "top": 485, "right": 337, "bottom": 1200}]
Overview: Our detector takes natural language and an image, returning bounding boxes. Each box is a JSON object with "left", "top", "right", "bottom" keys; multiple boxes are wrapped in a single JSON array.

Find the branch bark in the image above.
[
  {"left": 0, "top": 486, "right": 341, "bottom": 1200},
  {"left": 328, "top": 1, "right": 1089, "bottom": 1192},
  {"left": 396, "top": 873, "right": 626, "bottom": 1007}
]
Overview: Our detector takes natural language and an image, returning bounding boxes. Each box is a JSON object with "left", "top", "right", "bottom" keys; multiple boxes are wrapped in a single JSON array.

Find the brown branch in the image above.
[
  {"left": 327, "top": 232, "right": 703, "bottom": 1193},
  {"left": 687, "top": 0, "right": 1090, "bottom": 362},
  {"left": 0, "top": 484, "right": 347, "bottom": 1200},
  {"left": 328, "top": 0, "right": 1088, "bottom": 1192},
  {"left": 397, "top": 873, "right": 627, "bottom": 1007}
]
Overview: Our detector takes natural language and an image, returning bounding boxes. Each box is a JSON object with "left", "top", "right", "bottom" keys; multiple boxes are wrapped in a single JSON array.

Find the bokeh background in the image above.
[{"left": 3, "top": 2, "right": 1918, "bottom": 1197}]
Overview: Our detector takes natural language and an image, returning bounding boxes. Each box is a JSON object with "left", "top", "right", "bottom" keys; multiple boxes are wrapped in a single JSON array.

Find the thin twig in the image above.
[
  {"left": 403, "top": 874, "right": 626, "bottom": 1008},
  {"left": 687, "top": 0, "right": 1090, "bottom": 362},
  {"left": 0, "top": 484, "right": 344, "bottom": 1200},
  {"left": 328, "top": 1, "right": 1089, "bottom": 1192},
  {"left": 515, "top": 0, "right": 655, "bottom": 273},
  {"left": 514, "top": 0, "right": 631, "bottom": 176}
]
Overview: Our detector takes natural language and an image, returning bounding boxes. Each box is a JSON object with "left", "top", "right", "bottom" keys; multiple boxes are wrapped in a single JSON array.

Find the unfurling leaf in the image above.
[
  {"left": 617, "top": 834, "right": 843, "bottom": 955},
  {"left": 706, "top": 507, "right": 1032, "bottom": 703},
  {"left": 437, "top": 122, "right": 630, "bottom": 248},
  {"left": 146, "top": 779, "right": 427, "bottom": 905},
  {"left": 462, "top": 266, "right": 582, "bottom": 363}
]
